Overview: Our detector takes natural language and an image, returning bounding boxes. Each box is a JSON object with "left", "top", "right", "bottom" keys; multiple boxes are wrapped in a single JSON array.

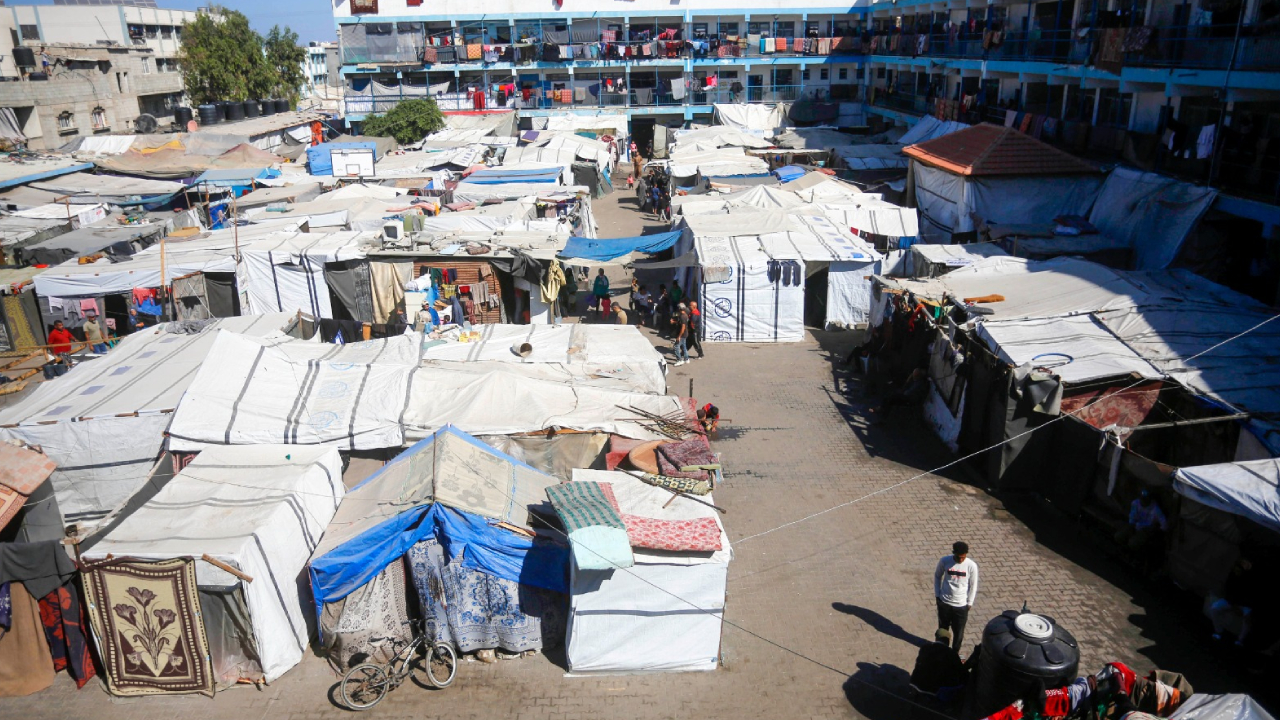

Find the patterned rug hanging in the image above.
[{"left": 82, "top": 558, "right": 214, "bottom": 697}]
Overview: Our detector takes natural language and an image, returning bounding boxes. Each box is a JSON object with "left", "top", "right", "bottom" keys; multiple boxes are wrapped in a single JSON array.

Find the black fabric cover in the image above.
[
  {"left": 324, "top": 260, "right": 375, "bottom": 323},
  {"left": 204, "top": 272, "right": 240, "bottom": 318}
]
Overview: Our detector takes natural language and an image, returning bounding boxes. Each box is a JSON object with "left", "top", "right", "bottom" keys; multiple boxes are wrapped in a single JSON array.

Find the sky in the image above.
[{"left": 23, "top": 0, "right": 338, "bottom": 45}]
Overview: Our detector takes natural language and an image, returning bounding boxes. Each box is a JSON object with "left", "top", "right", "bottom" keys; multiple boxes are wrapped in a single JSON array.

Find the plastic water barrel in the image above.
[
  {"left": 175, "top": 107, "right": 194, "bottom": 126},
  {"left": 259, "top": 98, "right": 276, "bottom": 116},
  {"left": 973, "top": 612, "right": 1079, "bottom": 717},
  {"left": 224, "top": 101, "right": 245, "bottom": 122},
  {"left": 276, "top": 98, "right": 291, "bottom": 114},
  {"left": 243, "top": 99, "right": 259, "bottom": 118},
  {"left": 196, "top": 105, "right": 217, "bottom": 126}
]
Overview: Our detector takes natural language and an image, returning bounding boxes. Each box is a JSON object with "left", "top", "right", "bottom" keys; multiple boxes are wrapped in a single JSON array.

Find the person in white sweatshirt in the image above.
[{"left": 934, "top": 541, "right": 979, "bottom": 652}]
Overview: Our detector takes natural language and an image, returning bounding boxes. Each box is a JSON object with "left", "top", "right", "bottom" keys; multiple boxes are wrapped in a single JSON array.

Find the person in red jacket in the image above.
[{"left": 47, "top": 320, "right": 74, "bottom": 355}]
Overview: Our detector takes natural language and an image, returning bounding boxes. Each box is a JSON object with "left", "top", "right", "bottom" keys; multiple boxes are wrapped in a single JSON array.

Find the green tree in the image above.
[
  {"left": 360, "top": 98, "right": 446, "bottom": 144},
  {"left": 179, "top": 7, "right": 306, "bottom": 105},
  {"left": 263, "top": 26, "right": 307, "bottom": 104}
]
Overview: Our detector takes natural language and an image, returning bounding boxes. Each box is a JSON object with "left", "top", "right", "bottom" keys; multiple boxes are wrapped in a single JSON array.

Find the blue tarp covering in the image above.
[
  {"left": 307, "top": 141, "right": 378, "bottom": 176},
  {"left": 467, "top": 168, "right": 562, "bottom": 184},
  {"left": 193, "top": 167, "right": 278, "bottom": 187},
  {"left": 308, "top": 426, "right": 570, "bottom": 626},
  {"left": 774, "top": 165, "right": 806, "bottom": 183},
  {"left": 559, "top": 229, "right": 683, "bottom": 262}
]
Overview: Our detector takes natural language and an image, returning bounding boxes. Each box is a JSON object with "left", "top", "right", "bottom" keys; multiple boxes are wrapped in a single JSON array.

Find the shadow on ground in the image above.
[
  {"left": 833, "top": 603, "right": 930, "bottom": 649},
  {"left": 843, "top": 661, "right": 957, "bottom": 720}
]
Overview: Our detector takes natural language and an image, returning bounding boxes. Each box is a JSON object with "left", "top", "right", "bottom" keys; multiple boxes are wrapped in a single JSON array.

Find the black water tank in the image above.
[
  {"left": 12, "top": 47, "right": 35, "bottom": 68},
  {"left": 212, "top": 102, "right": 225, "bottom": 123},
  {"left": 224, "top": 101, "right": 245, "bottom": 122},
  {"left": 243, "top": 99, "right": 259, "bottom": 118},
  {"left": 275, "top": 98, "right": 290, "bottom": 114},
  {"left": 175, "top": 107, "right": 194, "bottom": 126},
  {"left": 197, "top": 105, "right": 217, "bottom": 126},
  {"left": 259, "top": 98, "right": 276, "bottom": 116},
  {"left": 974, "top": 612, "right": 1079, "bottom": 717}
]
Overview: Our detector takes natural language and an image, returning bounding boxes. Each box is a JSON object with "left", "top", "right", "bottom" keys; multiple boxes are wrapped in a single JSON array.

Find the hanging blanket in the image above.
[
  {"left": 655, "top": 439, "right": 715, "bottom": 481},
  {"left": 39, "top": 586, "right": 95, "bottom": 688},
  {"left": 546, "top": 482, "right": 633, "bottom": 570},
  {"left": 83, "top": 558, "right": 214, "bottom": 697},
  {"left": 637, "top": 472, "right": 712, "bottom": 496},
  {"left": 322, "top": 558, "right": 411, "bottom": 672},
  {"left": 407, "top": 539, "right": 565, "bottom": 654},
  {"left": 621, "top": 514, "right": 722, "bottom": 552}
]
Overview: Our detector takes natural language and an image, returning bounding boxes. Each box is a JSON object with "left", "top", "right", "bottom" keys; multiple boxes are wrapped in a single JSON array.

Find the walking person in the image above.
[
  {"left": 934, "top": 541, "right": 978, "bottom": 653},
  {"left": 655, "top": 284, "right": 672, "bottom": 336},
  {"left": 83, "top": 311, "right": 108, "bottom": 354},
  {"left": 672, "top": 302, "right": 690, "bottom": 366},
  {"left": 592, "top": 268, "right": 611, "bottom": 320},
  {"left": 688, "top": 299, "right": 705, "bottom": 358}
]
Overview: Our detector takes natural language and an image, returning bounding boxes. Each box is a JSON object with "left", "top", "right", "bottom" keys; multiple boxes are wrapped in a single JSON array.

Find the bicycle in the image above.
[{"left": 340, "top": 622, "right": 458, "bottom": 710}]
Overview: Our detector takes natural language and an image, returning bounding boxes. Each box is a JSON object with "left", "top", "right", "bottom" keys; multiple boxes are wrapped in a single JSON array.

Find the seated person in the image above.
[
  {"left": 910, "top": 628, "right": 968, "bottom": 694},
  {"left": 1210, "top": 557, "right": 1260, "bottom": 647},
  {"left": 1114, "top": 489, "right": 1167, "bottom": 556},
  {"left": 870, "top": 367, "right": 930, "bottom": 423},
  {"left": 697, "top": 404, "right": 720, "bottom": 434}
]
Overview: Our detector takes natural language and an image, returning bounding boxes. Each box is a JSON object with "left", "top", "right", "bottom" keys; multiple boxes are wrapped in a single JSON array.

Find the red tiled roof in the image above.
[{"left": 903, "top": 123, "right": 1100, "bottom": 176}]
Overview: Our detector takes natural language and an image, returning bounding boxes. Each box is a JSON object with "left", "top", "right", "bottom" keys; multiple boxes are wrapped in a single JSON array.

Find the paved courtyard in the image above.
[{"left": 3, "top": 191, "right": 1265, "bottom": 718}]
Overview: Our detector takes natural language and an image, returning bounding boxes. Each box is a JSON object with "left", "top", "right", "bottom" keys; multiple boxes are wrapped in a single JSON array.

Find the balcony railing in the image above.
[
  {"left": 341, "top": 36, "right": 866, "bottom": 67},
  {"left": 343, "top": 84, "right": 820, "bottom": 115},
  {"left": 866, "top": 25, "right": 1280, "bottom": 71}
]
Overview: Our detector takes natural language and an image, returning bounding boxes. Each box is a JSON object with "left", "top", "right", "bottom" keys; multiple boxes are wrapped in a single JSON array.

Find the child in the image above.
[{"left": 627, "top": 174, "right": 635, "bottom": 189}]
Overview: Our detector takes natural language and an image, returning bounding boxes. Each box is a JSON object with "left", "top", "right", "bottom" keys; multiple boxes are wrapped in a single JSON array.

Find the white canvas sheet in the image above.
[
  {"left": 713, "top": 103, "right": 790, "bottom": 133},
  {"left": 832, "top": 144, "right": 910, "bottom": 170},
  {"left": 403, "top": 365, "right": 683, "bottom": 440},
  {"left": 420, "top": 324, "right": 666, "bottom": 395},
  {"left": 1088, "top": 166, "right": 1217, "bottom": 270},
  {"left": 565, "top": 470, "right": 729, "bottom": 674},
  {"left": 977, "top": 316, "right": 1162, "bottom": 383},
  {"left": 1173, "top": 460, "right": 1280, "bottom": 535},
  {"left": 167, "top": 331, "right": 420, "bottom": 452},
  {"left": 674, "top": 127, "right": 774, "bottom": 152},
  {"left": 34, "top": 249, "right": 238, "bottom": 297},
  {"left": 668, "top": 148, "right": 770, "bottom": 178},
  {"left": 453, "top": 183, "right": 585, "bottom": 205},
  {"left": 914, "top": 163, "right": 1101, "bottom": 242},
  {"left": 542, "top": 113, "right": 629, "bottom": 142},
  {"left": 82, "top": 445, "right": 344, "bottom": 682},
  {"left": 827, "top": 259, "right": 880, "bottom": 329},
  {"left": 696, "top": 235, "right": 805, "bottom": 343},
  {"left": 0, "top": 314, "right": 296, "bottom": 526},
  {"left": 897, "top": 116, "right": 969, "bottom": 146},
  {"left": 931, "top": 256, "right": 1148, "bottom": 320},
  {"left": 909, "top": 242, "right": 1008, "bottom": 273}
]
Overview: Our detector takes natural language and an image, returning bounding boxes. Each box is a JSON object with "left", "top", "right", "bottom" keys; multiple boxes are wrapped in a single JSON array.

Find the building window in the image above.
[
  {"left": 719, "top": 21, "right": 739, "bottom": 36},
  {"left": 91, "top": 107, "right": 108, "bottom": 130},
  {"left": 351, "top": 0, "right": 378, "bottom": 14},
  {"left": 20, "top": 24, "right": 40, "bottom": 41},
  {"left": 805, "top": 20, "right": 820, "bottom": 36},
  {"left": 57, "top": 112, "right": 76, "bottom": 132},
  {"left": 128, "top": 24, "right": 144, "bottom": 39},
  {"left": 774, "top": 21, "right": 794, "bottom": 38},
  {"left": 145, "top": 25, "right": 159, "bottom": 38},
  {"left": 802, "top": 69, "right": 810, "bottom": 81},
  {"left": 142, "top": 57, "right": 151, "bottom": 74},
  {"left": 820, "top": 68, "right": 829, "bottom": 80},
  {"left": 748, "top": 21, "right": 767, "bottom": 36},
  {"left": 839, "top": 67, "right": 848, "bottom": 80},
  {"left": 161, "top": 26, "right": 173, "bottom": 39}
]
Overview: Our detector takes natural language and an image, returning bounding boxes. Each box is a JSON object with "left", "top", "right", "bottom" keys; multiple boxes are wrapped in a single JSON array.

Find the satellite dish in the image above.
[{"left": 135, "top": 113, "right": 158, "bottom": 133}]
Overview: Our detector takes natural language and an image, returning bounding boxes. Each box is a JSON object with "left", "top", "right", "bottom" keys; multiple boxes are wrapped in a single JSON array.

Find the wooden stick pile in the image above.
[{"left": 616, "top": 404, "right": 704, "bottom": 440}]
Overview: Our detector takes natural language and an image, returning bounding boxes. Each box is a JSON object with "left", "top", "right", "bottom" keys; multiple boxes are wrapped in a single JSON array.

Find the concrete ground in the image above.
[{"left": 4, "top": 189, "right": 1271, "bottom": 719}]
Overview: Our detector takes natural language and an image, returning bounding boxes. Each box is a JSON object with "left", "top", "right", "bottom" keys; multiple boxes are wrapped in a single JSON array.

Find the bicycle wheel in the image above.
[
  {"left": 341, "top": 663, "right": 390, "bottom": 710},
  {"left": 426, "top": 643, "right": 457, "bottom": 688}
]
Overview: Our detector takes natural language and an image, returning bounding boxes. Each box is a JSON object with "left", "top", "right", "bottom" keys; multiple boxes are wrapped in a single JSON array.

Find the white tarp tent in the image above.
[
  {"left": 831, "top": 144, "right": 911, "bottom": 170},
  {"left": 907, "top": 242, "right": 1008, "bottom": 278},
  {"left": 167, "top": 331, "right": 420, "bottom": 452},
  {"left": 674, "top": 127, "right": 774, "bottom": 152},
  {"left": 912, "top": 163, "right": 1103, "bottom": 243},
  {"left": 1170, "top": 694, "right": 1276, "bottom": 720},
  {"left": 239, "top": 231, "right": 374, "bottom": 317},
  {"left": 1173, "top": 460, "right": 1280, "bottom": 535},
  {"left": 565, "top": 470, "right": 731, "bottom": 674},
  {"left": 82, "top": 445, "right": 344, "bottom": 684},
  {"left": 0, "top": 314, "right": 296, "bottom": 527},
  {"left": 695, "top": 234, "right": 805, "bottom": 342},
  {"left": 976, "top": 315, "right": 1163, "bottom": 384}
]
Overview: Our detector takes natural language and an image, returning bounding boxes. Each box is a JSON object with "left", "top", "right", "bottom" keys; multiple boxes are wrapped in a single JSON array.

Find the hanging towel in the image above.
[
  {"left": 574, "top": 86, "right": 587, "bottom": 101},
  {"left": 776, "top": 37, "right": 788, "bottom": 52},
  {"left": 671, "top": 83, "right": 685, "bottom": 100},
  {"left": 635, "top": 88, "right": 653, "bottom": 105},
  {"left": 466, "top": 43, "right": 482, "bottom": 60},
  {"left": 79, "top": 298, "right": 99, "bottom": 314}
]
